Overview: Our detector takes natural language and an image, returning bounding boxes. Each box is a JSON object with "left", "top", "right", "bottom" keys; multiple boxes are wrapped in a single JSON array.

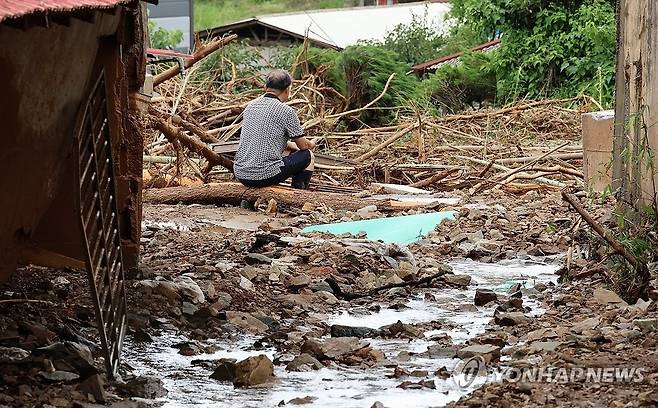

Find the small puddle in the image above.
[{"left": 125, "top": 256, "right": 560, "bottom": 407}]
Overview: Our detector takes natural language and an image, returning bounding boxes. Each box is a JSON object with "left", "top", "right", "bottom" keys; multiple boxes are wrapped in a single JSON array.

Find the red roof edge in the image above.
[
  {"left": 0, "top": 0, "right": 133, "bottom": 23},
  {"left": 412, "top": 38, "right": 502, "bottom": 73}
]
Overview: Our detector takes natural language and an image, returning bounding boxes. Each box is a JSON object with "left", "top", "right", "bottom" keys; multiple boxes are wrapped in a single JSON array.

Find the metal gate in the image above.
[{"left": 74, "top": 71, "right": 128, "bottom": 379}]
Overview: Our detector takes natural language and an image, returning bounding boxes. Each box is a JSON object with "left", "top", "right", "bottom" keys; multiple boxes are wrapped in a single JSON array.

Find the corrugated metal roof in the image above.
[
  {"left": 258, "top": 2, "right": 451, "bottom": 49},
  {"left": 0, "top": 0, "right": 130, "bottom": 22}
]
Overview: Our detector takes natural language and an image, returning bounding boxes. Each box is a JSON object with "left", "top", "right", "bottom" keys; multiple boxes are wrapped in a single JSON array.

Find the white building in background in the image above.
[{"left": 198, "top": 1, "right": 452, "bottom": 50}]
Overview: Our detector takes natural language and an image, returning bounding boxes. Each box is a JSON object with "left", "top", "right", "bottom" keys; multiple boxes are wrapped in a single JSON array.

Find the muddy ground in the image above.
[{"left": 0, "top": 189, "right": 657, "bottom": 407}]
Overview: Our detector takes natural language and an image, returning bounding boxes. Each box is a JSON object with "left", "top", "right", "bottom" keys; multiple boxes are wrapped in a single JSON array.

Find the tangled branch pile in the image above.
[{"left": 144, "top": 37, "right": 593, "bottom": 196}]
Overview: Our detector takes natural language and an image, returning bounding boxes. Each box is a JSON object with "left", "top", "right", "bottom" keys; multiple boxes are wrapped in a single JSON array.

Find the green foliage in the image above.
[
  {"left": 421, "top": 52, "right": 497, "bottom": 113},
  {"left": 381, "top": 10, "right": 446, "bottom": 66},
  {"left": 340, "top": 45, "right": 423, "bottom": 122},
  {"left": 194, "top": 0, "right": 343, "bottom": 30},
  {"left": 148, "top": 20, "right": 183, "bottom": 50},
  {"left": 449, "top": 0, "right": 617, "bottom": 106}
]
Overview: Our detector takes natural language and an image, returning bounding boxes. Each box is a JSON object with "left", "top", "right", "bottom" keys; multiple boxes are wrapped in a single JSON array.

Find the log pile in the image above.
[{"left": 142, "top": 37, "right": 593, "bottom": 204}]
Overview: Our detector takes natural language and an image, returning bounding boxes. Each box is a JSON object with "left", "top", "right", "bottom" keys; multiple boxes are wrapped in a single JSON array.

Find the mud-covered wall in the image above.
[{"left": 0, "top": 5, "right": 145, "bottom": 282}]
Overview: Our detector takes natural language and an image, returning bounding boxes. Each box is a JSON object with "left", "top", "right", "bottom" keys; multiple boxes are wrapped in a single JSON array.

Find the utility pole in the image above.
[{"left": 613, "top": 0, "right": 658, "bottom": 212}]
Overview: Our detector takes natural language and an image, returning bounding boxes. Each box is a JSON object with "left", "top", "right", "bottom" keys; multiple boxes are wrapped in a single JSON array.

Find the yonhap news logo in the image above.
[{"left": 451, "top": 356, "right": 646, "bottom": 392}]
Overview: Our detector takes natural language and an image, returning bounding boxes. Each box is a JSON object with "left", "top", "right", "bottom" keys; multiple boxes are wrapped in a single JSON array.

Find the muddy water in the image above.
[{"left": 125, "top": 257, "right": 560, "bottom": 408}]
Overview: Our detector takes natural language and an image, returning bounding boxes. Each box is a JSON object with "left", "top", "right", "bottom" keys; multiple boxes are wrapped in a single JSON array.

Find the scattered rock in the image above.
[
  {"left": 444, "top": 274, "right": 472, "bottom": 287},
  {"left": 239, "top": 276, "right": 255, "bottom": 291},
  {"left": 288, "top": 396, "right": 317, "bottom": 405},
  {"left": 633, "top": 318, "right": 658, "bottom": 332},
  {"left": 233, "top": 355, "right": 275, "bottom": 387},
  {"left": 79, "top": 374, "right": 106, "bottom": 403},
  {"left": 494, "top": 312, "right": 529, "bottom": 326},
  {"left": 117, "top": 376, "right": 168, "bottom": 399},
  {"left": 593, "top": 288, "right": 627, "bottom": 306},
  {"left": 330, "top": 325, "right": 376, "bottom": 338},
  {"left": 457, "top": 344, "right": 501, "bottom": 363},
  {"left": 0, "top": 347, "right": 29, "bottom": 363},
  {"left": 474, "top": 289, "right": 498, "bottom": 306},
  {"left": 286, "top": 354, "right": 323, "bottom": 372},
  {"left": 301, "top": 337, "right": 366, "bottom": 361},
  {"left": 39, "top": 370, "right": 79, "bottom": 382},
  {"left": 245, "top": 253, "right": 273, "bottom": 265},
  {"left": 571, "top": 317, "right": 601, "bottom": 334},
  {"left": 287, "top": 274, "right": 311, "bottom": 289},
  {"left": 210, "top": 359, "right": 237, "bottom": 381},
  {"left": 226, "top": 311, "right": 270, "bottom": 333}
]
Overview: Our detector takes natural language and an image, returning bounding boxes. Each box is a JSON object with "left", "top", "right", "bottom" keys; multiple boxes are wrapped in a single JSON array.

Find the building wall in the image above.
[
  {"left": 0, "top": 6, "right": 145, "bottom": 282},
  {"left": 148, "top": 0, "right": 193, "bottom": 51}
]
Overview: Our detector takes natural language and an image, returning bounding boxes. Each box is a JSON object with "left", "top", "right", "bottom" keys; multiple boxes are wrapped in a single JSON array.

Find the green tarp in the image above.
[{"left": 302, "top": 211, "right": 457, "bottom": 245}]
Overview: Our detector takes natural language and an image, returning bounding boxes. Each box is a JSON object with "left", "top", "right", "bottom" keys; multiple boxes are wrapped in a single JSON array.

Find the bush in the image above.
[
  {"left": 450, "top": 0, "right": 616, "bottom": 106},
  {"left": 340, "top": 45, "right": 424, "bottom": 123},
  {"left": 148, "top": 20, "right": 183, "bottom": 50},
  {"left": 422, "top": 52, "right": 497, "bottom": 114},
  {"left": 381, "top": 10, "right": 446, "bottom": 66}
]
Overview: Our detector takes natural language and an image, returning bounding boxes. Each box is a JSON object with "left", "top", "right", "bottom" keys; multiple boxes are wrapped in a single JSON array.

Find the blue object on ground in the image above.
[{"left": 301, "top": 211, "right": 457, "bottom": 245}]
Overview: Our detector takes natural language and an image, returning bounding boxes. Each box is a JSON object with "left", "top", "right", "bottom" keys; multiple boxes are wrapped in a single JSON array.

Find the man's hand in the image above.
[
  {"left": 293, "top": 136, "right": 317, "bottom": 151},
  {"left": 286, "top": 141, "right": 300, "bottom": 152}
]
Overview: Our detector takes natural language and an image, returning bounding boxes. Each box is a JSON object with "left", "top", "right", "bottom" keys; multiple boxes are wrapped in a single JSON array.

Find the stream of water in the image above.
[{"left": 125, "top": 256, "right": 560, "bottom": 408}]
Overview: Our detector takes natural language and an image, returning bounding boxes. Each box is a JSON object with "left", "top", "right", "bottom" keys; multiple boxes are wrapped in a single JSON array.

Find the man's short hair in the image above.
[{"left": 265, "top": 69, "right": 292, "bottom": 91}]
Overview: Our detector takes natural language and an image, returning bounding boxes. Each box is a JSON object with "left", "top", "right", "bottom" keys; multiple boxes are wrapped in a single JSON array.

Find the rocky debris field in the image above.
[{"left": 0, "top": 189, "right": 656, "bottom": 407}]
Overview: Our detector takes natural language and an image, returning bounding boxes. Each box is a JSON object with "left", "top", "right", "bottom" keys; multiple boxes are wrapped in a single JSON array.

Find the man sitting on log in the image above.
[{"left": 234, "top": 69, "right": 317, "bottom": 189}]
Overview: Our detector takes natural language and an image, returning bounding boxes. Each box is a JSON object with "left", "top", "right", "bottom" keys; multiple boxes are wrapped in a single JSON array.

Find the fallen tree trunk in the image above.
[{"left": 143, "top": 183, "right": 393, "bottom": 211}]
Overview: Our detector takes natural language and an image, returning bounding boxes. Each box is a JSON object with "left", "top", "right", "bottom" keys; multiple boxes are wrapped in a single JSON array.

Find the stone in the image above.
[
  {"left": 529, "top": 341, "right": 562, "bottom": 353},
  {"left": 356, "top": 205, "right": 378, "bottom": 215},
  {"left": 34, "top": 342, "right": 97, "bottom": 378},
  {"left": 593, "top": 288, "right": 627, "bottom": 306},
  {"left": 379, "top": 321, "right": 421, "bottom": 338},
  {"left": 457, "top": 344, "right": 501, "bottom": 363},
  {"left": 174, "top": 276, "right": 205, "bottom": 304},
  {"left": 301, "top": 337, "right": 366, "bottom": 360},
  {"left": 181, "top": 302, "right": 198, "bottom": 316},
  {"left": 239, "top": 276, "right": 254, "bottom": 291},
  {"left": 117, "top": 376, "right": 168, "bottom": 399},
  {"left": 286, "top": 353, "right": 323, "bottom": 372},
  {"left": 330, "top": 325, "right": 375, "bottom": 338},
  {"left": 288, "top": 396, "right": 317, "bottom": 405},
  {"left": 226, "top": 311, "right": 269, "bottom": 333},
  {"left": 633, "top": 318, "right": 658, "bottom": 332},
  {"left": 444, "top": 274, "right": 472, "bottom": 287},
  {"left": 571, "top": 317, "right": 601, "bottom": 334},
  {"left": 245, "top": 253, "right": 273, "bottom": 265},
  {"left": 39, "top": 370, "right": 79, "bottom": 382},
  {"left": 233, "top": 355, "right": 275, "bottom": 387},
  {"left": 0, "top": 347, "right": 29, "bottom": 364},
  {"left": 495, "top": 312, "right": 529, "bottom": 326},
  {"left": 396, "top": 261, "right": 417, "bottom": 281},
  {"left": 474, "top": 289, "right": 498, "bottom": 306},
  {"left": 495, "top": 298, "right": 524, "bottom": 313},
  {"left": 79, "top": 374, "right": 106, "bottom": 403},
  {"left": 308, "top": 280, "right": 333, "bottom": 293},
  {"left": 302, "top": 202, "right": 316, "bottom": 212},
  {"left": 240, "top": 266, "right": 260, "bottom": 281},
  {"left": 209, "top": 359, "right": 237, "bottom": 381},
  {"left": 287, "top": 274, "right": 311, "bottom": 289}
]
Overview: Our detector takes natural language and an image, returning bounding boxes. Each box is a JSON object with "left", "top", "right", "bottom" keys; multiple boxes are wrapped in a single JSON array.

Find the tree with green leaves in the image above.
[{"left": 450, "top": 0, "right": 617, "bottom": 106}]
